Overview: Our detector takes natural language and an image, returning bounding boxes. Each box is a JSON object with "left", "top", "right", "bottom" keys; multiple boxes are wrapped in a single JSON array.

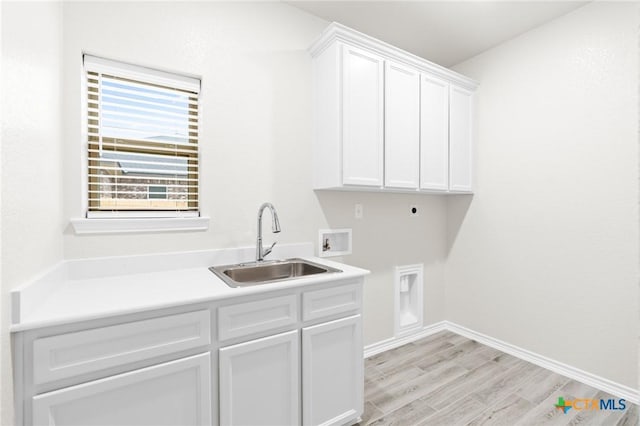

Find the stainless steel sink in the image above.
[{"left": 209, "top": 258, "right": 342, "bottom": 288}]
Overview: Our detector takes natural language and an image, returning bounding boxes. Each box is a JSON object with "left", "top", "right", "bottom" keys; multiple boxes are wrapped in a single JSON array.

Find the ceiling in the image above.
[{"left": 288, "top": 1, "right": 588, "bottom": 67}]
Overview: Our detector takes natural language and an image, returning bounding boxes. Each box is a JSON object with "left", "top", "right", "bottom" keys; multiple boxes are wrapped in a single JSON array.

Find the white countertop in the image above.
[{"left": 10, "top": 243, "right": 369, "bottom": 332}]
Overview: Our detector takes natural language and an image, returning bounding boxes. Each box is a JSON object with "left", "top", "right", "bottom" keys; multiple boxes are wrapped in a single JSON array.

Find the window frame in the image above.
[{"left": 82, "top": 54, "right": 202, "bottom": 219}]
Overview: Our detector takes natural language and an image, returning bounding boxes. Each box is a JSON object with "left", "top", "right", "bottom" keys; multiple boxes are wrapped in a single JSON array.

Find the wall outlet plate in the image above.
[{"left": 354, "top": 203, "right": 363, "bottom": 219}]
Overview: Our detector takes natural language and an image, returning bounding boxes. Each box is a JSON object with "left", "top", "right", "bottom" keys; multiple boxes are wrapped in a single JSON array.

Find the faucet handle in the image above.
[{"left": 263, "top": 241, "right": 277, "bottom": 258}]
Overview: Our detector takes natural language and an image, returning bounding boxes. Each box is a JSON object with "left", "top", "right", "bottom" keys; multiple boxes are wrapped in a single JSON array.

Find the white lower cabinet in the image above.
[
  {"left": 218, "top": 316, "right": 364, "bottom": 426},
  {"left": 218, "top": 282, "right": 364, "bottom": 426},
  {"left": 219, "top": 330, "right": 300, "bottom": 426},
  {"left": 32, "top": 310, "right": 211, "bottom": 385},
  {"left": 18, "top": 278, "right": 365, "bottom": 426},
  {"left": 32, "top": 353, "right": 211, "bottom": 426},
  {"left": 302, "top": 315, "right": 363, "bottom": 426}
]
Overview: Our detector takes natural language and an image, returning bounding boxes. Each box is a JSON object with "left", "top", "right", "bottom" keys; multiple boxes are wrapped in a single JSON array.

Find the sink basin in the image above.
[{"left": 209, "top": 258, "right": 342, "bottom": 288}]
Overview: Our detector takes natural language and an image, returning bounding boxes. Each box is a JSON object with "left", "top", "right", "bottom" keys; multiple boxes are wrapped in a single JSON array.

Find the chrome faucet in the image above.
[{"left": 256, "top": 202, "right": 281, "bottom": 262}]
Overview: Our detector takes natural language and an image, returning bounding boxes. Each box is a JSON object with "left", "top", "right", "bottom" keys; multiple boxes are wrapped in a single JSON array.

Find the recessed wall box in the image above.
[
  {"left": 394, "top": 264, "right": 424, "bottom": 337},
  {"left": 318, "top": 229, "right": 352, "bottom": 257}
]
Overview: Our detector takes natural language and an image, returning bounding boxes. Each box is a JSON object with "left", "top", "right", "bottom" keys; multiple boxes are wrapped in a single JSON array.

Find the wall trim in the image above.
[
  {"left": 70, "top": 216, "right": 210, "bottom": 234},
  {"left": 364, "top": 321, "right": 447, "bottom": 358},
  {"left": 308, "top": 22, "right": 478, "bottom": 90},
  {"left": 364, "top": 321, "right": 639, "bottom": 404}
]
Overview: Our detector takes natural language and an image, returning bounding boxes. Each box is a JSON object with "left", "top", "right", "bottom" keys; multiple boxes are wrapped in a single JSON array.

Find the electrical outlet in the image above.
[{"left": 355, "top": 203, "right": 363, "bottom": 219}]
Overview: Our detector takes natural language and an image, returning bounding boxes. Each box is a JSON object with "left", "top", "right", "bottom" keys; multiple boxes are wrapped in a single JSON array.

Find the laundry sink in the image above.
[{"left": 209, "top": 258, "right": 342, "bottom": 288}]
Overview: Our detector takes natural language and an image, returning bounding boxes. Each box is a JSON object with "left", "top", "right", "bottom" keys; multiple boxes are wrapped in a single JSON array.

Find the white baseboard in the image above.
[
  {"left": 364, "top": 320, "right": 639, "bottom": 405},
  {"left": 364, "top": 321, "right": 447, "bottom": 358}
]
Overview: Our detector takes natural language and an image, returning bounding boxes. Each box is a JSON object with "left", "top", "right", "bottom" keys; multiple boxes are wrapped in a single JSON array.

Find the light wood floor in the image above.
[{"left": 360, "top": 331, "right": 638, "bottom": 426}]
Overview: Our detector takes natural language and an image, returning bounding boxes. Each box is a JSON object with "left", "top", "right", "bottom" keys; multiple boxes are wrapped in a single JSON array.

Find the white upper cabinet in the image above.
[
  {"left": 420, "top": 74, "right": 450, "bottom": 191},
  {"left": 385, "top": 61, "right": 420, "bottom": 189},
  {"left": 449, "top": 85, "right": 474, "bottom": 192},
  {"left": 341, "top": 45, "right": 385, "bottom": 187},
  {"left": 310, "top": 22, "right": 477, "bottom": 194}
]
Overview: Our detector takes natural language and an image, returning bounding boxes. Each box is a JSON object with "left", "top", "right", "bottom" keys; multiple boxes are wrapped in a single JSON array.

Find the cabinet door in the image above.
[
  {"left": 342, "top": 45, "right": 384, "bottom": 187},
  {"left": 33, "top": 310, "right": 210, "bottom": 386},
  {"left": 302, "top": 315, "right": 363, "bottom": 426},
  {"left": 449, "top": 85, "right": 474, "bottom": 192},
  {"left": 32, "top": 353, "right": 211, "bottom": 426},
  {"left": 219, "top": 330, "right": 299, "bottom": 426},
  {"left": 420, "top": 74, "right": 449, "bottom": 191},
  {"left": 385, "top": 61, "right": 420, "bottom": 189}
]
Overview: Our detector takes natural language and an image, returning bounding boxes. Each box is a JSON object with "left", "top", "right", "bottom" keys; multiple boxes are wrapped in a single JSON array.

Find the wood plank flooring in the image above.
[{"left": 359, "top": 331, "right": 638, "bottom": 426}]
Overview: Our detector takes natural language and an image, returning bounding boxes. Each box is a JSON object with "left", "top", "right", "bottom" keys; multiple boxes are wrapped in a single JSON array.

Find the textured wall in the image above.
[
  {"left": 1, "top": 2, "right": 64, "bottom": 424},
  {"left": 448, "top": 1, "right": 638, "bottom": 388},
  {"left": 60, "top": 0, "right": 448, "bottom": 346}
]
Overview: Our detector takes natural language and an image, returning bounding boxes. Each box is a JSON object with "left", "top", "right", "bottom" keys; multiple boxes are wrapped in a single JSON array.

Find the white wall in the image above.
[
  {"left": 61, "top": 1, "right": 330, "bottom": 258},
  {"left": 0, "top": 3, "right": 3, "bottom": 421},
  {"left": 448, "top": 1, "right": 638, "bottom": 388},
  {"left": 1, "top": 2, "right": 65, "bottom": 424},
  {"left": 317, "top": 191, "right": 448, "bottom": 338},
  {"left": 60, "top": 2, "right": 448, "bottom": 349},
  {"left": 1, "top": 3, "right": 450, "bottom": 423},
  {"left": 10, "top": 0, "right": 636, "bottom": 421}
]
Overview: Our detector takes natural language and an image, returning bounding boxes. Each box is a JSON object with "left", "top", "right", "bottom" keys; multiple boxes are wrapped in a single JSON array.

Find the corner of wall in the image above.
[{"left": 1, "top": 1, "right": 65, "bottom": 424}]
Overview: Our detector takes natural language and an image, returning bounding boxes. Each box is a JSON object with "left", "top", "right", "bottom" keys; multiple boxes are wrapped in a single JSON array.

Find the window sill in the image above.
[{"left": 70, "top": 216, "right": 210, "bottom": 235}]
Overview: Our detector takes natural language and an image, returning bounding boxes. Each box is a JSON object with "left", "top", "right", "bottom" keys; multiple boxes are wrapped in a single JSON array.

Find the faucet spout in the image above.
[
  {"left": 256, "top": 203, "right": 281, "bottom": 262},
  {"left": 271, "top": 210, "right": 281, "bottom": 234}
]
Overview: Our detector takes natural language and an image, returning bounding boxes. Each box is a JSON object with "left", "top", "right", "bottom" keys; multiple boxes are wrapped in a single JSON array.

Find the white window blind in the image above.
[{"left": 84, "top": 55, "right": 200, "bottom": 218}]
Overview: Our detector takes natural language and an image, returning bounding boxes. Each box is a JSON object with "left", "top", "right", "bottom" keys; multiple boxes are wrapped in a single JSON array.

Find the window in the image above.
[
  {"left": 148, "top": 185, "right": 168, "bottom": 200},
  {"left": 84, "top": 55, "right": 200, "bottom": 218}
]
